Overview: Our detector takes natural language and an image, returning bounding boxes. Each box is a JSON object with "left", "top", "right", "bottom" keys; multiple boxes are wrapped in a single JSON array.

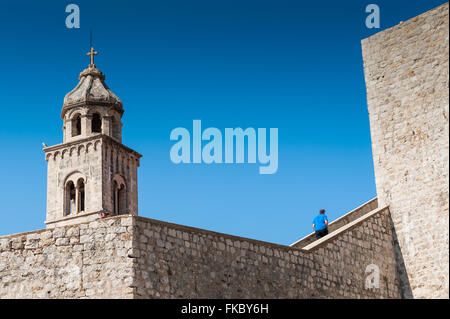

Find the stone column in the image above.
[
  {"left": 75, "top": 184, "right": 80, "bottom": 214},
  {"left": 81, "top": 115, "right": 90, "bottom": 137},
  {"left": 118, "top": 122, "right": 123, "bottom": 143},
  {"left": 62, "top": 124, "right": 66, "bottom": 143},
  {"left": 102, "top": 116, "right": 112, "bottom": 136},
  {"left": 65, "top": 119, "right": 72, "bottom": 142},
  {"left": 114, "top": 187, "right": 119, "bottom": 215}
]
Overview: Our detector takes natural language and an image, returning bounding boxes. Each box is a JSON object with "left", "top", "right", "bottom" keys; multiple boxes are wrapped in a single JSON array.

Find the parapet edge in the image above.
[
  {"left": 290, "top": 197, "right": 378, "bottom": 247},
  {"left": 302, "top": 206, "right": 390, "bottom": 251}
]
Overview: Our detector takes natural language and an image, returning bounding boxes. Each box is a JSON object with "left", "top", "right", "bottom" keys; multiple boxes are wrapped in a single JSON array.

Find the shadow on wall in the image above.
[{"left": 389, "top": 214, "right": 413, "bottom": 299}]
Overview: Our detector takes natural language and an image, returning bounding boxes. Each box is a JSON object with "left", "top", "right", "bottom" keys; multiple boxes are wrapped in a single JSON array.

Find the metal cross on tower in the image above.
[{"left": 87, "top": 47, "right": 98, "bottom": 68}]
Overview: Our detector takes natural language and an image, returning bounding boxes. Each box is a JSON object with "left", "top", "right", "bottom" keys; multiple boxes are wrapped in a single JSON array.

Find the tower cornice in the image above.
[
  {"left": 43, "top": 134, "right": 143, "bottom": 160},
  {"left": 60, "top": 102, "right": 124, "bottom": 119}
]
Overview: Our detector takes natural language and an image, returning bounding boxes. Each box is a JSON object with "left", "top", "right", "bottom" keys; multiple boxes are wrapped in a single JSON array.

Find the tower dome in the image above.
[
  {"left": 61, "top": 48, "right": 123, "bottom": 119},
  {"left": 60, "top": 47, "right": 125, "bottom": 144}
]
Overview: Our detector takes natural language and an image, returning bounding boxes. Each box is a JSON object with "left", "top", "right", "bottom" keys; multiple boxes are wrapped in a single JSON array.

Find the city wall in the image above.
[{"left": 0, "top": 210, "right": 401, "bottom": 298}]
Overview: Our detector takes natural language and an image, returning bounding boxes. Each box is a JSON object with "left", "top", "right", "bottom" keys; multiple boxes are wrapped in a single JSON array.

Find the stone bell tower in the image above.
[{"left": 43, "top": 47, "right": 142, "bottom": 228}]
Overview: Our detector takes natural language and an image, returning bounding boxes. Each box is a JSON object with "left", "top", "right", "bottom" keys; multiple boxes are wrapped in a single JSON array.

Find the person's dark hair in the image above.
[
  {"left": 98, "top": 212, "right": 108, "bottom": 218},
  {"left": 319, "top": 209, "right": 326, "bottom": 214}
]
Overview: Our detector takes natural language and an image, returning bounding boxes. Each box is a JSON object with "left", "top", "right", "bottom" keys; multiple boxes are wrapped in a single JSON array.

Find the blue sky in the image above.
[{"left": 0, "top": 0, "right": 446, "bottom": 244}]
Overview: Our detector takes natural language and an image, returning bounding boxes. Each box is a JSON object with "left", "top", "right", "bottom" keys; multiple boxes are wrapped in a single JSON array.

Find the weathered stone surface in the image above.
[
  {"left": 132, "top": 209, "right": 400, "bottom": 298},
  {"left": 0, "top": 217, "right": 135, "bottom": 298},
  {"left": 362, "top": 3, "right": 449, "bottom": 299},
  {"left": 0, "top": 211, "right": 401, "bottom": 299}
]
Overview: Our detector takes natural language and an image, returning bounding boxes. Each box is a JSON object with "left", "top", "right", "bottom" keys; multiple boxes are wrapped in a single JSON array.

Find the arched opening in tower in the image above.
[
  {"left": 72, "top": 114, "right": 81, "bottom": 137},
  {"left": 77, "top": 179, "right": 85, "bottom": 212},
  {"left": 65, "top": 181, "right": 76, "bottom": 216},
  {"left": 114, "top": 180, "right": 127, "bottom": 215},
  {"left": 92, "top": 113, "right": 102, "bottom": 133}
]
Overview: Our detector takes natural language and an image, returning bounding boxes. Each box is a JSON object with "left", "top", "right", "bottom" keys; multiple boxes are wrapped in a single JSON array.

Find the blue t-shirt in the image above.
[{"left": 313, "top": 214, "right": 328, "bottom": 231}]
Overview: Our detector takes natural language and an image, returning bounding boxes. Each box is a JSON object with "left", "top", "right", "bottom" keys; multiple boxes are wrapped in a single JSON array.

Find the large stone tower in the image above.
[
  {"left": 362, "top": 3, "right": 449, "bottom": 298},
  {"left": 43, "top": 48, "right": 142, "bottom": 228}
]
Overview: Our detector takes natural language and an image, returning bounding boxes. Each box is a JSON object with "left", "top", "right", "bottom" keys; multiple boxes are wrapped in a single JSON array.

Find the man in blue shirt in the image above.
[{"left": 313, "top": 209, "right": 329, "bottom": 239}]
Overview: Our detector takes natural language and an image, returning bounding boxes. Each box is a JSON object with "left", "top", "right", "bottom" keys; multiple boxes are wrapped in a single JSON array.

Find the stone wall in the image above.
[
  {"left": 132, "top": 207, "right": 401, "bottom": 299},
  {"left": 1, "top": 210, "right": 401, "bottom": 299},
  {"left": 0, "top": 217, "right": 135, "bottom": 298},
  {"left": 362, "top": 3, "right": 449, "bottom": 298}
]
